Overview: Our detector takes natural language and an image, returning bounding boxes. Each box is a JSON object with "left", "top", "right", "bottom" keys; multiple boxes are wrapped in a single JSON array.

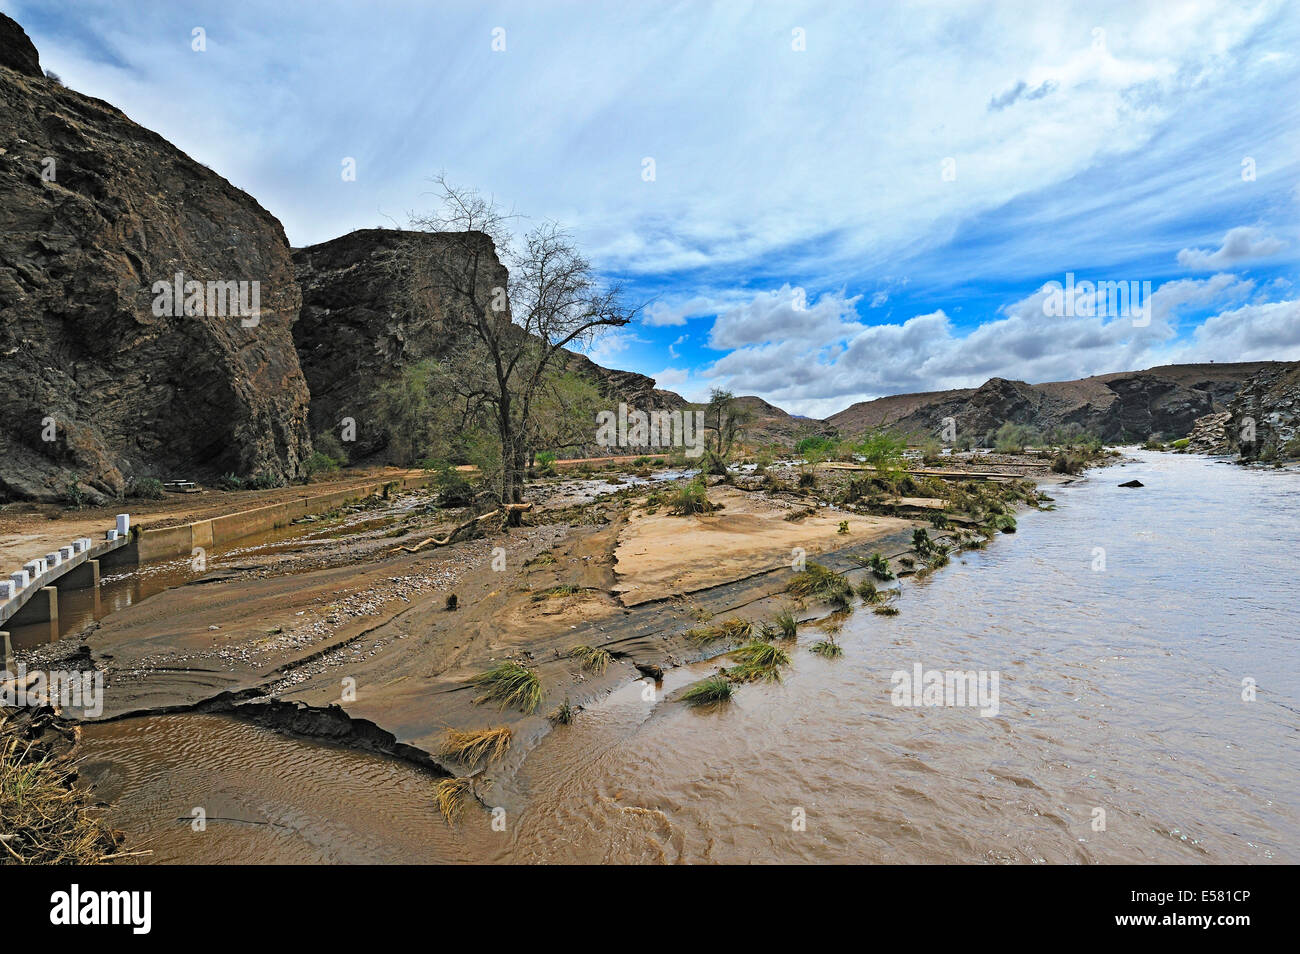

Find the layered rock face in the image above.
[
  {"left": 827, "top": 362, "right": 1288, "bottom": 444},
  {"left": 1228, "top": 364, "right": 1300, "bottom": 461},
  {"left": 0, "top": 14, "right": 310, "bottom": 502},
  {"left": 1185, "top": 411, "right": 1232, "bottom": 454}
]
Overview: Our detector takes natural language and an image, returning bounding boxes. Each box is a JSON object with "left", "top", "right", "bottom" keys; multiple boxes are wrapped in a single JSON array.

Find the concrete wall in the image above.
[{"left": 134, "top": 474, "right": 432, "bottom": 564}]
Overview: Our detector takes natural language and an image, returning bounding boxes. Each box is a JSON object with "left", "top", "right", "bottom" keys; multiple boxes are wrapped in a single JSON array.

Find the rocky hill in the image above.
[
  {"left": 292, "top": 228, "right": 811, "bottom": 460},
  {"left": 0, "top": 13, "right": 310, "bottom": 503},
  {"left": 826, "top": 362, "right": 1287, "bottom": 444}
]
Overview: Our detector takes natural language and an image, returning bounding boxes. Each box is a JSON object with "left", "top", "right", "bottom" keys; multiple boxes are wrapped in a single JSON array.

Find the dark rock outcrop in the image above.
[
  {"left": 1227, "top": 364, "right": 1300, "bottom": 461},
  {"left": 292, "top": 228, "right": 509, "bottom": 460},
  {"left": 292, "top": 228, "right": 811, "bottom": 460},
  {"left": 0, "top": 13, "right": 41, "bottom": 78},
  {"left": 0, "top": 18, "right": 310, "bottom": 503},
  {"left": 827, "top": 363, "right": 1290, "bottom": 445}
]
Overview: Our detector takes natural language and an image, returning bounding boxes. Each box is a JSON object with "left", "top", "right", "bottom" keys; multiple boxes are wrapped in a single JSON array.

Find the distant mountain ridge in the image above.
[{"left": 818, "top": 362, "right": 1291, "bottom": 444}]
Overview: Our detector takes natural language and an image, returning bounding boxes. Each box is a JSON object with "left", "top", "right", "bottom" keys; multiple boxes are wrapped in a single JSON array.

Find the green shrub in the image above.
[
  {"left": 867, "top": 552, "right": 894, "bottom": 580},
  {"left": 129, "top": 477, "right": 165, "bottom": 500},
  {"left": 669, "top": 476, "right": 714, "bottom": 515},
  {"left": 303, "top": 450, "right": 341, "bottom": 479}
]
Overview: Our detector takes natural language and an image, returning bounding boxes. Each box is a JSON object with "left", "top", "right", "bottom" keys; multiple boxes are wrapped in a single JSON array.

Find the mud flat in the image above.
[{"left": 19, "top": 452, "right": 1098, "bottom": 858}]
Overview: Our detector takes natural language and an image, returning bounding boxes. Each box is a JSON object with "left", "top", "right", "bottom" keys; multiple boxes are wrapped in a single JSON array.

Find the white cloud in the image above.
[
  {"left": 708, "top": 285, "right": 862, "bottom": 350},
  {"left": 700, "top": 274, "right": 1291, "bottom": 416},
  {"left": 1177, "top": 227, "right": 1287, "bottom": 269}
]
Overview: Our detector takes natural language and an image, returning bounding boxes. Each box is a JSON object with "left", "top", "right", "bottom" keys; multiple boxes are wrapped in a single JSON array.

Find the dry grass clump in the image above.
[
  {"left": 470, "top": 662, "right": 543, "bottom": 713},
  {"left": 1, "top": 710, "right": 121, "bottom": 864},
  {"left": 686, "top": 616, "right": 754, "bottom": 645},
  {"left": 438, "top": 726, "right": 512, "bottom": 766},
  {"left": 787, "top": 562, "right": 852, "bottom": 606},
  {"left": 434, "top": 777, "right": 476, "bottom": 822},
  {"left": 569, "top": 644, "right": 613, "bottom": 674}
]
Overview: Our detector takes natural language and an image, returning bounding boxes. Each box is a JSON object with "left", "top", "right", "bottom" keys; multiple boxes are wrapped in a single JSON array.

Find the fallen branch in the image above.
[{"left": 392, "top": 503, "right": 534, "bottom": 553}]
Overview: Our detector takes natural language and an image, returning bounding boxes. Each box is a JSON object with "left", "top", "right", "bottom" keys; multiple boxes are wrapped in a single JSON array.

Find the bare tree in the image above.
[{"left": 406, "top": 175, "right": 639, "bottom": 508}]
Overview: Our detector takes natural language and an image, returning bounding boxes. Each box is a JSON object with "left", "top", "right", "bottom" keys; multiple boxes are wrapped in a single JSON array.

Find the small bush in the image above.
[
  {"left": 129, "top": 477, "right": 165, "bottom": 500},
  {"left": 867, "top": 552, "right": 894, "bottom": 580},
  {"left": 669, "top": 477, "right": 714, "bottom": 516},
  {"left": 303, "top": 450, "right": 341, "bottom": 479}
]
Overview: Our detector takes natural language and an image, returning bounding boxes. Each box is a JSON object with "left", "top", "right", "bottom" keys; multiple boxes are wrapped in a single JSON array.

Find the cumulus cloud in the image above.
[
  {"left": 1177, "top": 227, "right": 1286, "bottom": 269},
  {"left": 700, "top": 275, "right": 1291, "bottom": 416},
  {"left": 707, "top": 285, "right": 863, "bottom": 350}
]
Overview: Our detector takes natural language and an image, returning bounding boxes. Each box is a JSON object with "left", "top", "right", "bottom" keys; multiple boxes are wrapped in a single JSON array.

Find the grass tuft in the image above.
[
  {"left": 787, "top": 562, "right": 853, "bottom": 606},
  {"left": 730, "top": 641, "right": 791, "bottom": 668},
  {"left": 434, "top": 777, "right": 476, "bottom": 823},
  {"left": 809, "top": 639, "right": 844, "bottom": 658},
  {"left": 531, "top": 584, "right": 579, "bottom": 602},
  {"left": 438, "top": 726, "right": 512, "bottom": 766},
  {"left": 772, "top": 605, "right": 798, "bottom": 640},
  {"left": 680, "top": 674, "right": 735, "bottom": 707},
  {"left": 686, "top": 617, "right": 754, "bottom": 645},
  {"left": 550, "top": 698, "right": 575, "bottom": 725},
  {"left": 569, "top": 645, "right": 613, "bottom": 674},
  {"left": 470, "top": 662, "right": 543, "bottom": 714}
]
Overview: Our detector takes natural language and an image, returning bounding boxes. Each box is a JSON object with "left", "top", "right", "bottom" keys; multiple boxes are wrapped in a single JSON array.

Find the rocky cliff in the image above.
[
  {"left": 292, "top": 228, "right": 810, "bottom": 459},
  {"left": 1227, "top": 363, "right": 1300, "bottom": 461},
  {"left": 0, "top": 13, "right": 310, "bottom": 503},
  {"left": 827, "top": 362, "right": 1288, "bottom": 445},
  {"left": 292, "top": 228, "right": 510, "bottom": 460}
]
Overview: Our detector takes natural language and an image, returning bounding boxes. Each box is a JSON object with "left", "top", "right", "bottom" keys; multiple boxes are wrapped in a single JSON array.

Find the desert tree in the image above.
[
  {"left": 405, "top": 174, "right": 640, "bottom": 508},
  {"left": 702, "top": 388, "right": 753, "bottom": 474}
]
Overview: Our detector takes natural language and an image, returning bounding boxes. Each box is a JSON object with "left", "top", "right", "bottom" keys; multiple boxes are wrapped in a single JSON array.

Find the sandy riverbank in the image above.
[{"left": 7, "top": 452, "right": 1093, "bottom": 839}]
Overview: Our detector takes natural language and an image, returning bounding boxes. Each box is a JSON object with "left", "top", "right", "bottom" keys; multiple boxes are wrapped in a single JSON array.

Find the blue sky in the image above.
[{"left": 9, "top": 0, "right": 1299, "bottom": 415}]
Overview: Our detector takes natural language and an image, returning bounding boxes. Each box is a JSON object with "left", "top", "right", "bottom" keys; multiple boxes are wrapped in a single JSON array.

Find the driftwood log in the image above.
[{"left": 392, "top": 503, "right": 533, "bottom": 553}]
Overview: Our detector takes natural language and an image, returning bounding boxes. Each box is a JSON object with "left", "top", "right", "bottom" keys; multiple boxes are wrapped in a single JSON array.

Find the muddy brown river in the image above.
[{"left": 76, "top": 451, "right": 1299, "bottom": 863}]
